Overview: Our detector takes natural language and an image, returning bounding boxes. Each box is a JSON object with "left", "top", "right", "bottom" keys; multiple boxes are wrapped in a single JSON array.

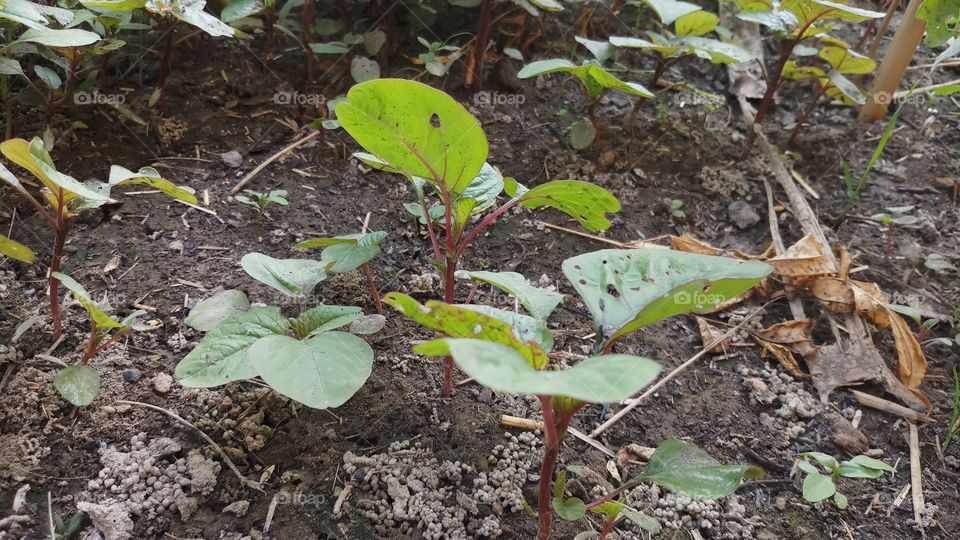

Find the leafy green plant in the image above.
[
  {"left": 663, "top": 197, "right": 685, "bottom": 219},
  {"left": 797, "top": 452, "right": 894, "bottom": 508},
  {"left": 174, "top": 253, "right": 383, "bottom": 408},
  {"left": 414, "top": 35, "right": 466, "bottom": 77},
  {"left": 334, "top": 78, "right": 622, "bottom": 395},
  {"left": 235, "top": 188, "right": 288, "bottom": 215},
  {"left": 51, "top": 272, "right": 154, "bottom": 406},
  {"left": 723, "top": 0, "right": 884, "bottom": 152},
  {"left": 50, "top": 509, "right": 85, "bottom": 538},
  {"left": 517, "top": 58, "right": 653, "bottom": 154},
  {"left": 839, "top": 94, "right": 904, "bottom": 215},
  {"left": 296, "top": 230, "right": 388, "bottom": 314},
  {"left": 0, "top": 137, "right": 196, "bottom": 339},
  {"left": 917, "top": 0, "right": 960, "bottom": 67}
]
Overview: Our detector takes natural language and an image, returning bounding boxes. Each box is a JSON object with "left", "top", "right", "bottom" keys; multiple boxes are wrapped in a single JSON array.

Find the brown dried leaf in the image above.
[
  {"left": 767, "top": 234, "right": 838, "bottom": 278},
  {"left": 695, "top": 316, "right": 731, "bottom": 354},
  {"left": 888, "top": 311, "right": 927, "bottom": 389},
  {"left": 670, "top": 235, "right": 773, "bottom": 260},
  {"left": 754, "top": 319, "right": 817, "bottom": 356},
  {"left": 756, "top": 340, "right": 809, "bottom": 379}
]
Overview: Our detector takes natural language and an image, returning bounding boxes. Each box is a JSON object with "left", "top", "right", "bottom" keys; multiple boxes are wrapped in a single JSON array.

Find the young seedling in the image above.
[
  {"left": 663, "top": 197, "right": 685, "bottom": 219},
  {"left": 869, "top": 205, "right": 917, "bottom": 261},
  {"left": 335, "top": 78, "right": 622, "bottom": 395},
  {"left": 517, "top": 59, "right": 653, "bottom": 154},
  {"left": 175, "top": 253, "right": 383, "bottom": 408},
  {"left": 723, "top": 0, "right": 884, "bottom": 153},
  {"left": 0, "top": 137, "right": 196, "bottom": 339},
  {"left": 51, "top": 272, "right": 155, "bottom": 406},
  {"left": 235, "top": 189, "right": 288, "bottom": 215},
  {"left": 838, "top": 95, "right": 905, "bottom": 216},
  {"left": 296, "top": 230, "right": 389, "bottom": 314},
  {"left": 797, "top": 452, "right": 894, "bottom": 508}
]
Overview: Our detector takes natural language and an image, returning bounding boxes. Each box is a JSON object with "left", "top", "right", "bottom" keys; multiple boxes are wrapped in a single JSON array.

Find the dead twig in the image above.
[
  {"left": 909, "top": 423, "right": 925, "bottom": 527},
  {"left": 230, "top": 131, "right": 320, "bottom": 194},
  {"left": 850, "top": 390, "right": 932, "bottom": 423},
  {"left": 500, "top": 414, "right": 616, "bottom": 458}
]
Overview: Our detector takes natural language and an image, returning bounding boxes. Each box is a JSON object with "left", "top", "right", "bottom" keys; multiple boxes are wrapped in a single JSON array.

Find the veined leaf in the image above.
[
  {"left": 336, "top": 79, "right": 488, "bottom": 197},
  {"left": 290, "top": 304, "right": 364, "bottom": 337},
  {"left": 918, "top": 0, "right": 960, "bottom": 46},
  {"left": 296, "top": 231, "right": 387, "bottom": 273},
  {"left": 0, "top": 138, "right": 109, "bottom": 202},
  {"left": 675, "top": 11, "right": 719, "bottom": 37},
  {"left": 54, "top": 365, "right": 101, "bottom": 406},
  {"left": 0, "top": 0, "right": 49, "bottom": 30},
  {"left": 684, "top": 36, "right": 756, "bottom": 63},
  {"left": 419, "top": 338, "right": 661, "bottom": 402},
  {"left": 384, "top": 292, "right": 549, "bottom": 368},
  {"left": 184, "top": 289, "right": 251, "bottom": 332},
  {"left": 819, "top": 45, "right": 875, "bottom": 74},
  {"left": 637, "top": 439, "right": 764, "bottom": 498},
  {"left": 457, "top": 304, "right": 554, "bottom": 351},
  {"left": 456, "top": 270, "right": 564, "bottom": 320},
  {"left": 108, "top": 165, "right": 197, "bottom": 203},
  {"left": 221, "top": 0, "right": 266, "bottom": 22},
  {"left": 16, "top": 27, "right": 101, "bottom": 47},
  {"left": 0, "top": 234, "right": 35, "bottom": 263},
  {"left": 518, "top": 61, "right": 654, "bottom": 100},
  {"left": 512, "top": 180, "right": 621, "bottom": 231},
  {"left": 576, "top": 36, "right": 616, "bottom": 63},
  {"left": 825, "top": 70, "right": 866, "bottom": 105},
  {"left": 240, "top": 253, "right": 329, "bottom": 297},
  {"left": 175, "top": 306, "right": 289, "bottom": 387},
  {"left": 802, "top": 472, "right": 836, "bottom": 501},
  {"left": 562, "top": 248, "right": 772, "bottom": 346}
]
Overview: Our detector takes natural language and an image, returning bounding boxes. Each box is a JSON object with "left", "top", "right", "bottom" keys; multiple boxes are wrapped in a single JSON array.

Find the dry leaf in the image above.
[
  {"left": 767, "top": 234, "right": 837, "bottom": 278},
  {"left": 670, "top": 235, "right": 773, "bottom": 260},
  {"left": 616, "top": 444, "right": 655, "bottom": 465},
  {"left": 103, "top": 255, "right": 121, "bottom": 274},
  {"left": 695, "top": 316, "right": 731, "bottom": 354},
  {"left": 756, "top": 340, "right": 809, "bottom": 379},
  {"left": 754, "top": 319, "right": 817, "bottom": 356},
  {"left": 887, "top": 312, "right": 927, "bottom": 389}
]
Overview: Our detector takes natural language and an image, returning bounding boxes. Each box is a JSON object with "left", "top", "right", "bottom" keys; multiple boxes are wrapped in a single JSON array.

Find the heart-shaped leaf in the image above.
[
  {"left": 248, "top": 332, "right": 373, "bottom": 408},
  {"left": 296, "top": 231, "right": 387, "bottom": 273},
  {"left": 456, "top": 270, "right": 564, "bottom": 320},
  {"left": 637, "top": 439, "right": 764, "bottom": 498},
  {"left": 552, "top": 496, "right": 587, "bottom": 521},
  {"left": 54, "top": 365, "right": 101, "bottom": 406},
  {"left": 289, "top": 305, "right": 364, "bottom": 337},
  {"left": 184, "top": 289, "right": 250, "bottom": 332},
  {"left": 336, "top": 79, "right": 488, "bottom": 197},
  {"left": 240, "top": 253, "right": 329, "bottom": 297},
  {"left": 175, "top": 306, "right": 289, "bottom": 387},
  {"left": 802, "top": 471, "right": 836, "bottom": 502},
  {"left": 562, "top": 248, "right": 772, "bottom": 347},
  {"left": 418, "top": 338, "right": 660, "bottom": 402}
]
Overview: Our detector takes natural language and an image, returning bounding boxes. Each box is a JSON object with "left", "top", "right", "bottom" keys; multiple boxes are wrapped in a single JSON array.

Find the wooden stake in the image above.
[{"left": 859, "top": 0, "right": 927, "bottom": 121}]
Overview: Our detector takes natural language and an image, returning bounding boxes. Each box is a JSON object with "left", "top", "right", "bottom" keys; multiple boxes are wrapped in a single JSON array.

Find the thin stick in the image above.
[
  {"left": 47, "top": 491, "right": 55, "bottom": 540},
  {"left": 909, "top": 423, "right": 925, "bottom": 526},
  {"left": 500, "top": 414, "right": 616, "bottom": 458},
  {"left": 590, "top": 302, "right": 770, "bottom": 438},
  {"left": 537, "top": 221, "right": 667, "bottom": 249},
  {"left": 850, "top": 390, "right": 932, "bottom": 423},
  {"left": 114, "top": 400, "right": 261, "bottom": 491},
  {"left": 230, "top": 131, "right": 320, "bottom": 194}
]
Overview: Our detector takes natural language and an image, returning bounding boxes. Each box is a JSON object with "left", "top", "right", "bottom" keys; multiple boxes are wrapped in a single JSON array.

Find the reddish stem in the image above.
[
  {"left": 464, "top": 281, "right": 480, "bottom": 304},
  {"left": 456, "top": 199, "right": 520, "bottom": 258},
  {"left": 471, "top": 0, "right": 495, "bottom": 91},
  {"left": 90, "top": 328, "right": 129, "bottom": 360},
  {"left": 598, "top": 520, "right": 616, "bottom": 540},
  {"left": 361, "top": 263, "right": 383, "bottom": 314},
  {"left": 80, "top": 323, "right": 99, "bottom": 365},
  {"left": 786, "top": 83, "right": 830, "bottom": 146},
  {"left": 536, "top": 396, "right": 578, "bottom": 540}
]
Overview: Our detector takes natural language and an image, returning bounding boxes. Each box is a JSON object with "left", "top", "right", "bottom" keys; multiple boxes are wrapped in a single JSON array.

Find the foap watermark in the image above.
[
  {"left": 674, "top": 290, "right": 727, "bottom": 308},
  {"left": 870, "top": 91, "right": 927, "bottom": 107},
  {"left": 670, "top": 92, "right": 723, "bottom": 108},
  {"left": 276, "top": 490, "right": 327, "bottom": 507},
  {"left": 473, "top": 91, "right": 525, "bottom": 107},
  {"left": 74, "top": 90, "right": 125, "bottom": 106},
  {"left": 274, "top": 91, "right": 325, "bottom": 106}
]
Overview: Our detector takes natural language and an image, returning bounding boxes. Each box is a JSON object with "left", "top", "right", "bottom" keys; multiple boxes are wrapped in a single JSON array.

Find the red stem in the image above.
[
  {"left": 80, "top": 323, "right": 99, "bottom": 365},
  {"left": 90, "top": 328, "right": 129, "bottom": 359},
  {"left": 536, "top": 396, "right": 579, "bottom": 540},
  {"left": 786, "top": 83, "right": 830, "bottom": 146},
  {"left": 472, "top": 0, "right": 496, "bottom": 91},
  {"left": 598, "top": 520, "right": 616, "bottom": 540},
  {"left": 464, "top": 281, "right": 480, "bottom": 304},
  {"left": 361, "top": 263, "right": 383, "bottom": 314},
  {"left": 456, "top": 199, "right": 520, "bottom": 258}
]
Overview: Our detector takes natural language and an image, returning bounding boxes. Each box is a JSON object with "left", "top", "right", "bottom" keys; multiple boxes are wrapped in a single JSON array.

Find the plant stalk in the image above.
[
  {"left": 81, "top": 324, "right": 99, "bottom": 365},
  {"left": 361, "top": 263, "right": 383, "bottom": 314},
  {"left": 471, "top": 0, "right": 496, "bottom": 91},
  {"left": 598, "top": 520, "right": 616, "bottom": 540},
  {"left": 536, "top": 396, "right": 578, "bottom": 540},
  {"left": 49, "top": 189, "right": 68, "bottom": 340}
]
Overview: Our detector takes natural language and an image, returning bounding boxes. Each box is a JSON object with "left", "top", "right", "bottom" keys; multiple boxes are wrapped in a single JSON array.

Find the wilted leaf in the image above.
[{"left": 767, "top": 234, "right": 837, "bottom": 278}]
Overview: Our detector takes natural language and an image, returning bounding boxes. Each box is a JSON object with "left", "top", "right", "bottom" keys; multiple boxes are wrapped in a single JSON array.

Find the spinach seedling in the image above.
[
  {"left": 798, "top": 452, "right": 894, "bottom": 508},
  {"left": 175, "top": 253, "right": 383, "bottom": 408},
  {"left": 296, "top": 230, "right": 389, "bottom": 314},
  {"left": 0, "top": 137, "right": 196, "bottom": 340},
  {"left": 235, "top": 189, "right": 288, "bottom": 215},
  {"left": 517, "top": 59, "right": 653, "bottom": 154},
  {"left": 51, "top": 272, "right": 155, "bottom": 407},
  {"left": 335, "top": 78, "right": 622, "bottom": 395},
  {"left": 722, "top": 0, "right": 883, "bottom": 152}
]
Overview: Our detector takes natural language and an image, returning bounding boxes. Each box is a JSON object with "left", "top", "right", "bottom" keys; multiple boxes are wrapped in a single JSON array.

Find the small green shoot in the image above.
[
  {"left": 235, "top": 189, "right": 288, "bottom": 215},
  {"left": 798, "top": 452, "right": 895, "bottom": 509}
]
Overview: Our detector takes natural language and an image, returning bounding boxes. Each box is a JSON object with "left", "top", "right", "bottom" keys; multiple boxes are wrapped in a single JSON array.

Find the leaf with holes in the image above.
[
  {"left": 636, "top": 439, "right": 764, "bottom": 498},
  {"left": 336, "top": 79, "right": 488, "bottom": 197},
  {"left": 562, "top": 249, "right": 772, "bottom": 346},
  {"left": 417, "top": 338, "right": 661, "bottom": 402}
]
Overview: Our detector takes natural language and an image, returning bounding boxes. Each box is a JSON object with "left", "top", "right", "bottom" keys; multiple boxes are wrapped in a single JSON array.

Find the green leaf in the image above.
[
  {"left": 53, "top": 272, "right": 124, "bottom": 330},
  {"left": 108, "top": 165, "right": 198, "bottom": 204},
  {"left": 457, "top": 304, "right": 554, "bottom": 351},
  {"left": 642, "top": 0, "right": 702, "bottom": 24},
  {"left": 17, "top": 27, "right": 101, "bottom": 47},
  {"left": 514, "top": 180, "right": 621, "bottom": 232},
  {"left": 675, "top": 11, "right": 719, "bottom": 37},
  {"left": 825, "top": 70, "right": 866, "bottom": 105},
  {"left": 520, "top": 60, "right": 655, "bottom": 99},
  {"left": 838, "top": 455, "right": 895, "bottom": 478},
  {"left": 806, "top": 0, "right": 884, "bottom": 22},
  {"left": 736, "top": 9, "right": 799, "bottom": 32},
  {"left": 350, "top": 56, "right": 381, "bottom": 84},
  {"left": 552, "top": 496, "right": 587, "bottom": 520},
  {"left": 0, "top": 0, "right": 48, "bottom": 30},
  {"left": 456, "top": 270, "right": 564, "bottom": 320},
  {"left": 289, "top": 305, "right": 364, "bottom": 337},
  {"left": 834, "top": 491, "right": 848, "bottom": 509},
  {"left": 516, "top": 58, "right": 577, "bottom": 78},
  {"left": 529, "top": 0, "right": 563, "bottom": 11},
  {"left": 221, "top": 0, "right": 266, "bottom": 22},
  {"left": 819, "top": 45, "right": 876, "bottom": 74},
  {"left": 311, "top": 41, "right": 350, "bottom": 54},
  {"left": 575, "top": 36, "right": 616, "bottom": 63},
  {"left": 34, "top": 65, "right": 62, "bottom": 90},
  {"left": 460, "top": 162, "right": 504, "bottom": 215},
  {"left": 0, "top": 234, "right": 35, "bottom": 263},
  {"left": 0, "top": 57, "right": 24, "bottom": 76},
  {"left": 385, "top": 293, "right": 549, "bottom": 368},
  {"left": 621, "top": 506, "right": 662, "bottom": 533},
  {"left": 240, "top": 253, "right": 329, "bottom": 297},
  {"left": 918, "top": 0, "right": 960, "bottom": 46},
  {"left": 248, "top": 332, "right": 373, "bottom": 408},
  {"left": 421, "top": 338, "right": 661, "bottom": 402},
  {"left": 0, "top": 138, "right": 109, "bottom": 203},
  {"left": 590, "top": 500, "right": 624, "bottom": 521},
  {"left": 54, "top": 365, "right": 101, "bottom": 407},
  {"left": 637, "top": 439, "right": 764, "bottom": 498},
  {"left": 349, "top": 314, "right": 386, "bottom": 334},
  {"left": 296, "top": 231, "right": 387, "bottom": 273},
  {"left": 568, "top": 120, "right": 596, "bottom": 151},
  {"left": 336, "top": 79, "right": 488, "bottom": 197},
  {"left": 684, "top": 36, "right": 756, "bottom": 63},
  {"left": 609, "top": 36, "right": 658, "bottom": 49},
  {"left": 145, "top": 0, "right": 239, "bottom": 37},
  {"left": 801, "top": 451, "right": 839, "bottom": 471},
  {"left": 184, "top": 289, "right": 251, "bottom": 332},
  {"left": 562, "top": 248, "right": 772, "bottom": 345},
  {"left": 80, "top": 0, "right": 148, "bottom": 10},
  {"left": 802, "top": 472, "right": 836, "bottom": 502},
  {"left": 175, "top": 306, "right": 289, "bottom": 387}
]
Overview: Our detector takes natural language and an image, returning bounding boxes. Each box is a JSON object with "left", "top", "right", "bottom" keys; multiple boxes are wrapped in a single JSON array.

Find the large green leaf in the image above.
[
  {"left": 336, "top": 79, "right": 488, "bottom": 197},
  {"left": 457, "top": 304, "right": 554, "bottom": 351},
  {"left": 576, "top": 36, "right": 616, "bottom": 63},
  {"left": 80, "top": 0, "right": 148, "bottom": 11},
  {"left": 240, "top": 253, "right": 329, "bottom": 297},
  {"left": 509, "top": 180, "right": 621, "bottom": 232},
  {"left": 685, "top": 36, "right": 756, "bottom": 63},
  {"left": 108, "top": 165, "right": 198, "bottom": 204},
  {"left": 0, "top": 234, "right": 35, "bottom": 263},
  {"left": 384, "top": 292, "right": 549, "bottom": 368},
  {"left": 418, "top": 339, "right": 661, "bottom": 402},
  {"left": 460, "top": 162, "right": 504, "bottom": 215},
  {"left": 516, "top": 58, "right": 577, "bottom": 78},
  {"left": 176, "top": 306, "right": 289, "bottom": 387},
  {"left": 0, "top": 0, "right": 48, "bottom": 30},
  {"left": 184, "top": 289, "right": 251, "bottom": 332},
  {"left": 296, "top": 231, "right": 387, "bottom": 273},
  {"left": 0, "top": 138, "right": 108, "bottom": 203},
  {"left": 248, "top": 332, "right": 373, "bottom": 408},
  {"left": 562, "top": 249, "right": 772, "bottom": 345},
  {"left": 818, "top": 45, "right": 875, "bottom": 74},
  {"left": 53, "top": 272, "right": 124, "bottom": 330},
  {"left": 146, "top": 0, "right": 239, "bottom": 37},
  {"left": 735, "top": 9, "right": 799, "bottom": 32},
  {"left": 641, "top": 0, "right": 702, "bottom": 24},
  {"left": 802, "top": 472, "right": 836, "bottom": 501},
  {"left": 517, "top": 61, "right": 654, "bottom": 100},
  {"left": 675, "top": 11, "right": 719, "bottom": 37},
  {"left": 838, "top": 455, "right": 895, "bottom": 478},
  {"left": 917, "top": 0, "right": 960, "bottom": 46},
  {"left": 16, "top": 27, "right": 101, "bottom": 47},
  {"left": 456, "top": 270, "right": 564, "bottom": 320},
  {"left": 637, "top": 439, "right": 764, "bottom": 498},
  {"left": 54, "top": 365, "right": 101, "bottom": 407},
  {"left": 289, "top": 305, "right": 364, "bottom": 337}
]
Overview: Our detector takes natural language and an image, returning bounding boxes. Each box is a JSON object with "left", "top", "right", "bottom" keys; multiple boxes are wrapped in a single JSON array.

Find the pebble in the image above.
[
  {"left": 153, "top": 373, "right": 173, "bottom": 394},
  {"left": 220, "top": 150, "right": 243, "bottom": 168},
  {"left": 728, "top": 200, "right": 761, "bottom": 229},
  {"left": 121, "top": 369, "right": 142, "bottom": 383}
]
